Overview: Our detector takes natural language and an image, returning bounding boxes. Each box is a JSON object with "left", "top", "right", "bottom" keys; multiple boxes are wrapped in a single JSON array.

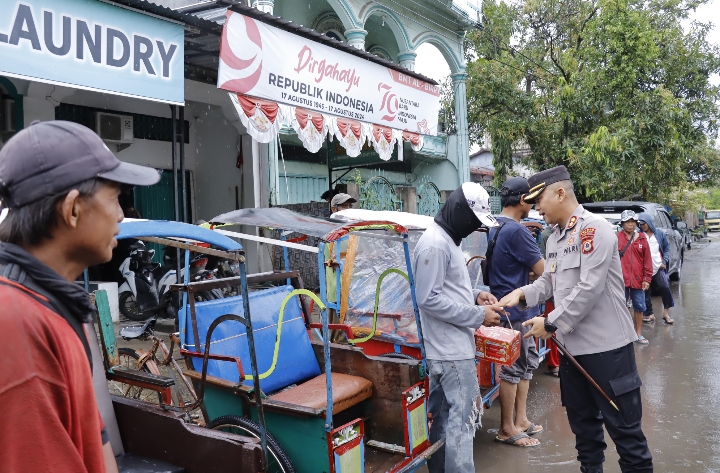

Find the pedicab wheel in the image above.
[
  {"left": 207, "top": 415, "right": 296, "bottom": 473},
  {"left": 119, "top": 292, "right": 148, "bottom": 321},
  {"left": 108, "top": 348, "right": 162, "bottom": 404}
]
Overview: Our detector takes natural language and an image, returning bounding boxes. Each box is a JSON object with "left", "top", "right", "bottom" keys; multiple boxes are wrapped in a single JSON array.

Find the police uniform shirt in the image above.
[{"left": 521, "top": 205, "right": 637, "bottom": 356}]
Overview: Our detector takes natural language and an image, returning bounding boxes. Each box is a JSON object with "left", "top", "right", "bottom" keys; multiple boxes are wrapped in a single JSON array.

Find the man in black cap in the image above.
[
  {"left": 499, "top": 166, "right": 653, "bottom": 473},
  {"left": 0, "top": 121, "right": 160, "bottom": 472},
  {"left": 487, "top": 176, "right": 545, "bottom": 448}
]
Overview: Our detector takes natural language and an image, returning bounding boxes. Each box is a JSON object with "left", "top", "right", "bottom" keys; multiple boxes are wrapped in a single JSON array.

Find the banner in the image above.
[
  {"left": 218, "top": 11, "right": 440, "bottom": 135},
  {"left": 0, "top": 0, "right": 184, "bottom": 104}
]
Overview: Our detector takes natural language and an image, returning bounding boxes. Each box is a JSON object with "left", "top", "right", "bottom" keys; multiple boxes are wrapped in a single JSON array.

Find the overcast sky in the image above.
[{"left": 414, "top": 1, "right": 720, "bottom": 84}]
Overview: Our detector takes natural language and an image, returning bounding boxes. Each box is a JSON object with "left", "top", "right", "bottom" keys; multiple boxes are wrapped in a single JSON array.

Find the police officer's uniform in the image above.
[{"left": 520, "top": 166, "right": 653, "bottom": 473}]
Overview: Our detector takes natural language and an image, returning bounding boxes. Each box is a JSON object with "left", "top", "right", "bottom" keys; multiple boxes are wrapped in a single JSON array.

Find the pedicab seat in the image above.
[
  {"left": 269, "top": 373, "right": 373, "bottom": 414},
  {"left": 186, "top": 285, "right": 373, "bottom": 414}
]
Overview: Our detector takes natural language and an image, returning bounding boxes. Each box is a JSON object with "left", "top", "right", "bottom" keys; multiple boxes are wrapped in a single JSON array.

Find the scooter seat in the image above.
[{"left": 120, "top": 317, "right": 157, "bottom": 340}]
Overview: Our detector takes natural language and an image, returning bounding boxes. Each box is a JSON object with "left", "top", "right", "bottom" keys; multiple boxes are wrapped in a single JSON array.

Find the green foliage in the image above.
[
  {"left": 705, "top": 187, "right": 720, "bottom": 209},
  {"left": 459, "top": 0, "right": 720, "bottom": 201}
]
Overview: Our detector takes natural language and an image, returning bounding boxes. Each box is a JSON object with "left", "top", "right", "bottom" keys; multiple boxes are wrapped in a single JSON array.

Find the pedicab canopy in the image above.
[
  {"left": 217, "top": 5, "right": 440, "bottom": 160},
  {"left": 117, "top": 220, "right": 243, "bottom": 252},
  {"left": 210, "top": 207, "right": 406, "bottom": 241}
]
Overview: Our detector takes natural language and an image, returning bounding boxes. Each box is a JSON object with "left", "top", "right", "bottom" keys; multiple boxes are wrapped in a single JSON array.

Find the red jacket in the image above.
[
  {"left": 0, "top": 278, "right": 107, "bottom": 473},
  {"left": 617, "top": 231, "right": 653, "bottom": 289}
]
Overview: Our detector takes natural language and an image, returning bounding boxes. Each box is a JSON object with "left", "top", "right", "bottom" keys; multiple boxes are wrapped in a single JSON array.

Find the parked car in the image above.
[
  {"left": 676, "top": 221, "right": 692, "bottom": 250},
  {"left": 584, "top": 201, "right": 684, "bottom": 281}
]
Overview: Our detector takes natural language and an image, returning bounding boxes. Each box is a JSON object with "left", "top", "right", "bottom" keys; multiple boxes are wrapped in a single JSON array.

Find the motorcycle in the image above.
[{"left": 118, "top": 242, "right": 223, "bottom": 321}]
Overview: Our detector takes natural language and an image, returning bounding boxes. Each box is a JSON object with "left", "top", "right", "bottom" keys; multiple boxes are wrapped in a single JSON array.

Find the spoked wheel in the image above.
[
  {"left": 207, "top": 415, "right": 296, "bottom": 473},
  {"left": 119, "top": 292, "right": 148, "bottom": 321},
  {"left": 107, "top": 348, "right": 162, "bottom": 404}
]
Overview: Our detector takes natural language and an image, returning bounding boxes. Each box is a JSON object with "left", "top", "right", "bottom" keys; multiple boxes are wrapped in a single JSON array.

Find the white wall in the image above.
[{"left": 187, "top": 101, "right": 243, "bottom": 221}]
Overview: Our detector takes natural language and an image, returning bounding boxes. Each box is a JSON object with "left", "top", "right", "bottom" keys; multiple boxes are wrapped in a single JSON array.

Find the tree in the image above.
[{"left": 458, "top": 0, "right": 720, "bottom": 200}]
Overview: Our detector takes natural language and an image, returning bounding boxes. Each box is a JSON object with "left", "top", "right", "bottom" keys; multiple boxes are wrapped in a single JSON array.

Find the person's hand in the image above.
[
  {"left": 642, "top": 281, "right": 650, "bottom": 291},
  {"left": 660, "top": 263, "right": 666, "bottom": 270},
  {"left": 522, "top": 316, "right": 552, "bottom": 339},
  {"left": 482, "top": 304, "right": 505, "bottom": 326},
  {"left": 498, "top": 289, "right": 524, "bottom": 307},
  {"left": 476, "top": 291, "right": 498, "bottom": 305}
]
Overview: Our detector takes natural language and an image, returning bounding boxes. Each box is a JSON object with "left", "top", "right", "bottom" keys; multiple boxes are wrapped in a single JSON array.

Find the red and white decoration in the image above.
[
  {"left": 228, "top": 92, "right": 429, "bottom": 160},
  {"left": 290, "top": 108, "right": 327, "bottom": 153},
  {"left": 330, "top": 118, "right": 365, "bottom": 157},
  {"left": 368, "top": 124, "right": 399, "bottom": 161},
  {"left": 230, "top": 93, "right": 286, "bottom": 143}
]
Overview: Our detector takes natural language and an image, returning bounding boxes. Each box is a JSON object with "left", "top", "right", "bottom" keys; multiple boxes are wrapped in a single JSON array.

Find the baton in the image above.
[{"left": 552, "top": 336, "right": 620, "bottom": 412}]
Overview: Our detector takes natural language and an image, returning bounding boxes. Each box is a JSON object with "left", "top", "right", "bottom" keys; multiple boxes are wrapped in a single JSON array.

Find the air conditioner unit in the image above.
[
  {"left": 96, "top": 112, "right": 133, "bottom": 144},
  {"left": 0, "top": 99, "right": 15, "bottom": 134}
]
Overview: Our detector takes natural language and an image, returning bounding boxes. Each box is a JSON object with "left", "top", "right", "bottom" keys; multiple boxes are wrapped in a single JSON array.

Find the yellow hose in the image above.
[
  {"left": 348, "top": 268, "right": 409, "bottom": 344},
  {"left": 245, "top": 289, "right": 326, "bottom": 381}
]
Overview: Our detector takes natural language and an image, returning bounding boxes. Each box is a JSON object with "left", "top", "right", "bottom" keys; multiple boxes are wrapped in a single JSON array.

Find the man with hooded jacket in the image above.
[{"left": 414, "top": 182, "right": 505, "bottom": 473}]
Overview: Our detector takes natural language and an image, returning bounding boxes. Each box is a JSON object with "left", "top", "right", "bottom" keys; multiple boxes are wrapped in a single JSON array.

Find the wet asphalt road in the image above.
[{"left": 438, "top": 238, "right": 720, "bottom": 473}]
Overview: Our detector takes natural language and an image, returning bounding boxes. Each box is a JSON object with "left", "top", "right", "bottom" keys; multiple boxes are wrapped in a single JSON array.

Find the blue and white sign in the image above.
[{"left": 0, "top": 0, "right": 184, "bottom": 104}]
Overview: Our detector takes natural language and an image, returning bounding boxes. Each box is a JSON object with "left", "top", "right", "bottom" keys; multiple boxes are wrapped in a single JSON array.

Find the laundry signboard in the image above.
[
  {"left": 218, "top": 10, "right": 440, "bottom": 135},
  {"left": 0, "top": 0, "right": 184, "bottom": 104}
]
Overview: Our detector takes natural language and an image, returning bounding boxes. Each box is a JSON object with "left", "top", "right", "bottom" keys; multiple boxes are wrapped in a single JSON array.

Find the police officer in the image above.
[{"left": 499, "top": 166, "right": 653, "bottom": 473}]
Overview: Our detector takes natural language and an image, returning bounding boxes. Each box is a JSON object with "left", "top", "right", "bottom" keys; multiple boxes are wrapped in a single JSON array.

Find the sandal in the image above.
[
  {"left": 663, "top": 316, "right": 674, "bottom": 324},
  {"left": 523, "top": 423, "right": 544, "bottom": 436},
  {"left": 642, "top": 315, "right": 655, "bottom": 323},
  {"left": 634, "top": 336, "right": 649, "bottom": 345},
  {"left": 494, "top": 433, "right": 540, "bottom": 447},
  {"left": 545, "top": 368, "right": 559, "bottom": 378}
]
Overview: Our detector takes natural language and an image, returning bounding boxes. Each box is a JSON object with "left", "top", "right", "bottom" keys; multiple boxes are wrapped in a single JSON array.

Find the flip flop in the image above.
[
  {"left": 663, "top": 317, "right": 674, "bottom": 325},
  {"left": 545, "top": 370, "right": 559, "bottom": 378},
  {"left": 634, "top": 336, "right": 649, "bottom": 345},
  {"left": 523, "top": 423, "right": 544, "bottom": 436},
  {"left": 495, "top": 433, "right": 540, "bottom": 447},
  {"left": 642, "top": 316, "right": 655, "bottom": 323}
]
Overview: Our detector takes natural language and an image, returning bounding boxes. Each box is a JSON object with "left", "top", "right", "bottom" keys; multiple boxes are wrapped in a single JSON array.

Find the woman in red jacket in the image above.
[{"left": 616, "top": 210, "right": 654, "bottom": 345}]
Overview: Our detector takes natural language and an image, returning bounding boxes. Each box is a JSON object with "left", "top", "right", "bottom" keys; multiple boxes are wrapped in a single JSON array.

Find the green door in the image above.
[{"left": 133, "top": 170, "right": 192, "bottom": 222}]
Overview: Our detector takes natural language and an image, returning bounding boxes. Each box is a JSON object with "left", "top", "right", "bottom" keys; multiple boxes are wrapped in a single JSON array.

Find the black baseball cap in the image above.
[
  {"left": 0, "top": 120, "right": 160, "bottom": 208},
  {"left": 525, "top": 165, "right": 572, "bottom": 204},
  {"left": 500, "top": 176, "right": 530, "bottom": 197}
]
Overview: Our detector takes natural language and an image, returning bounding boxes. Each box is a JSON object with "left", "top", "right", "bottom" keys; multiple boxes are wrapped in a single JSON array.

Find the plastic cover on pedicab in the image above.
[
  {"left": 463, "top": 230, "right": 488, "bottom": 291},
  {"left": 339, "top": 229, "right": 424, "bottom": 347}
]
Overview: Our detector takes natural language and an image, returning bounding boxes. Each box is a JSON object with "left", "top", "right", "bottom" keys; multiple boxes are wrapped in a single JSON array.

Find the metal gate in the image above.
[
  {"left": 417, "top": 180, "right": 441, "bottom": 216},
  {"left": 481, "top": 184, "right": 502, "bottom": 215},
  {"left": 360, "top": 176, "right": 403, "bottom": 211}
]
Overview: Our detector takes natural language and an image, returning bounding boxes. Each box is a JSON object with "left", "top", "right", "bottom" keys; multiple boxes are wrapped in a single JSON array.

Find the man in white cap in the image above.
[{"left": 414, "top": 182, "right": 505, "bottom": 473}]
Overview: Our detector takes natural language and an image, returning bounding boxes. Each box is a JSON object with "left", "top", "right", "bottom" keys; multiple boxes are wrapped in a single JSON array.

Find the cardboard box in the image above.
[{"left": 475, "top": 326, "right": 521, "bottom": 365}]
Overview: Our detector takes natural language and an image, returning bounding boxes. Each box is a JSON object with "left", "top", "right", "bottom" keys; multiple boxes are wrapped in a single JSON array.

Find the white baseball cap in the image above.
[{"left": 461, "top": 182, "right": 498, "bottom": 227}]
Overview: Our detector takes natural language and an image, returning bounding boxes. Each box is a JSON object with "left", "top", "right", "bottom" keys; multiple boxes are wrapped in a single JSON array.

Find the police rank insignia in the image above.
[
  {"left": 567, "top": 216, "right": 578, "bottom": 229},
  {"left": 580, "top": 228, "right": 596, "bottom": 239},
  {"left": 567, "top": 237, "right": 575, "bottom": 245},
  {"left": 550, "top": 262, "right": 557, "bottom": 272},
  {"left": 582, "top": 239, "right": 594, "bottom": 254}
]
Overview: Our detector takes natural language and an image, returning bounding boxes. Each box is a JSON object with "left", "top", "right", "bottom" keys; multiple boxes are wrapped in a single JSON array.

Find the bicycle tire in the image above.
[
  {"left": 108, "top": 348, "right": 162, "bottom": 404},
  {"left": 207, "top": 415, "right": 296, "bottom": 473}
]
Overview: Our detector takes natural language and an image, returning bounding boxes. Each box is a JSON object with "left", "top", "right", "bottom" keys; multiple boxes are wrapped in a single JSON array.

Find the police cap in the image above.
[{"left": 524, "top": 165, "right": 572, "bottom": 204}]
